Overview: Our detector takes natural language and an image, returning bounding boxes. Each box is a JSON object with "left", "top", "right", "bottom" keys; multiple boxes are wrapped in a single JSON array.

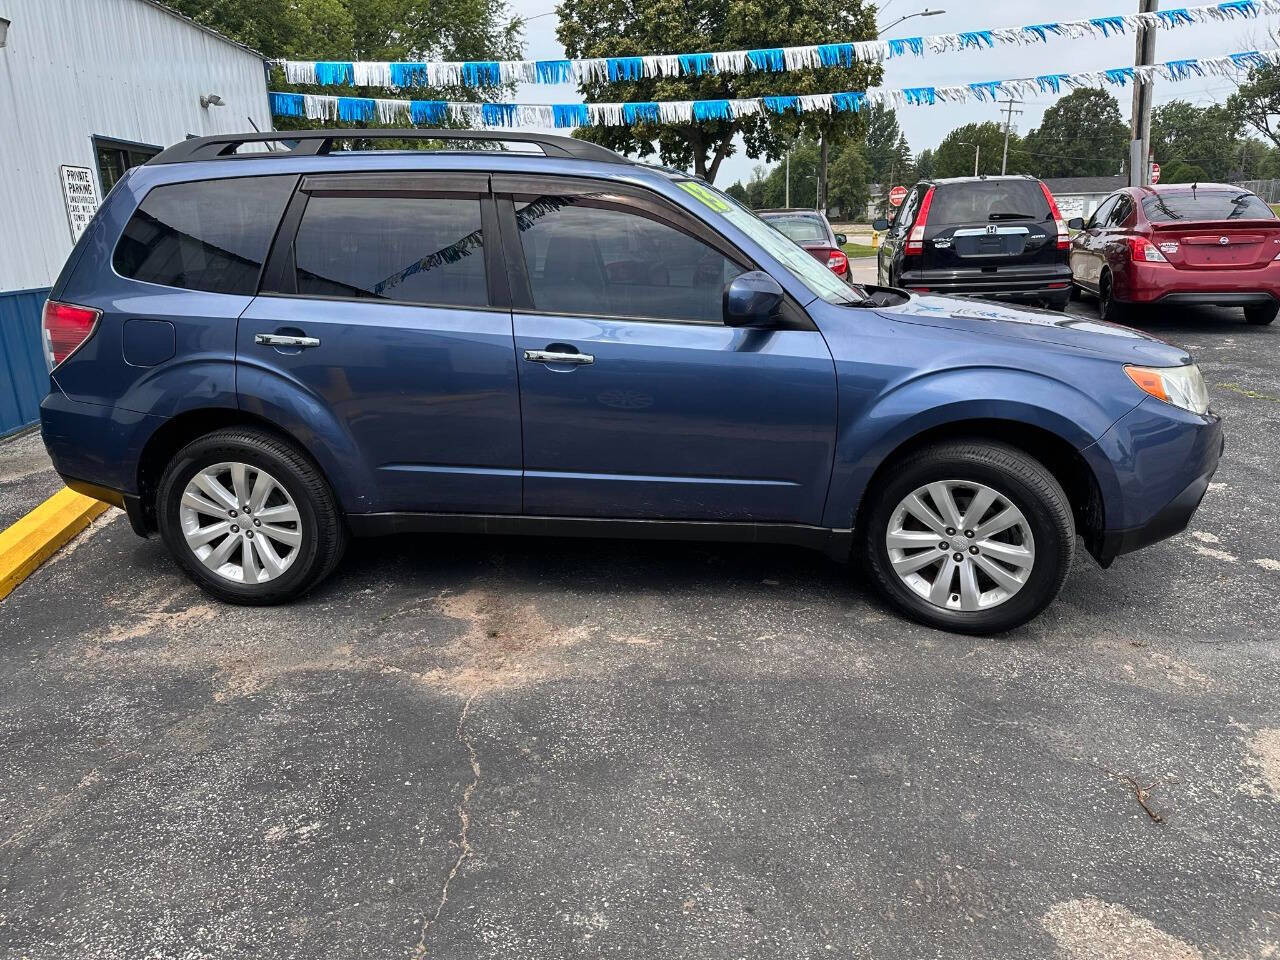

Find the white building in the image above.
[{"left": 0, "top": 0, "right": 270, "bottom": 435}]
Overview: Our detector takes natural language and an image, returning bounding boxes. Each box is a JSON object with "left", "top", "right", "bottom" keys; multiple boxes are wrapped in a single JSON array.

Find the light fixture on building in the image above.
[
  {"left": 0, "top": 18, "right": 11, "bottom": 48},
  {"left": 200, "top": 94, "right": 225, "bottom": 109}
]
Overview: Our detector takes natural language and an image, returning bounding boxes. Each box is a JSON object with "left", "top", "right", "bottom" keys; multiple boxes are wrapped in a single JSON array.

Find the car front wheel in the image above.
[
  {"left": 861, "top": 441, "right": 1075, "bottom": 634},
  {"left": 156, "top": 427, "right": 347, "bottom": 605}
]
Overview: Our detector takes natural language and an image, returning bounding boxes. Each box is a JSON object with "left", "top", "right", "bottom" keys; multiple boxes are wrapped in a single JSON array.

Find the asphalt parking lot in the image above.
[{"left": 1, "top": 289, "right": 1278, "bottom": 959}]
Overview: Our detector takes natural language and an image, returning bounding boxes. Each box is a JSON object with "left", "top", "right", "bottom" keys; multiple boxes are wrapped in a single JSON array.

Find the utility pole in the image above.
[
  {"left": 1130, "top": 0, "right": 1158, "bottom": 186},
  {"left": 785, "top": 149, "right": 790, "bottom": 207},
  {"left": 999, "top": 97, "right": 1023, "bottom": 175}
]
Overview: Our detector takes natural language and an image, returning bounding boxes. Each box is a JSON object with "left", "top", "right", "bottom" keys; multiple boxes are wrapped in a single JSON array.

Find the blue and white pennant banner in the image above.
[
  {"left": 275, "top": 0, "right": 1278, "bottom": 89},
  {"left": 270, "top": 49, "right": 1280, "bottom": 128}
]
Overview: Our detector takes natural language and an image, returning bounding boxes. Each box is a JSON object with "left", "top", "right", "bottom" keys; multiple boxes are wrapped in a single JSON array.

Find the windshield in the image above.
[
  {"left": 764, "top": 215, "right": 828, "bottom": 244},
  {"left": 675, "top": 181, "right": 864, "bottom": 305},
  {"left": 929, "top": 180, "right": 1052, "bottom": 226},
  {"left": 1142, "top": 190, "right": 1276, "bottom": 222}
]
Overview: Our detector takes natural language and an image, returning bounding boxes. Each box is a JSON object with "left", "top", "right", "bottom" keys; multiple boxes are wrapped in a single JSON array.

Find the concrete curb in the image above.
[{"left": 0, "top": 488, "right": 110, "bottom": 600}]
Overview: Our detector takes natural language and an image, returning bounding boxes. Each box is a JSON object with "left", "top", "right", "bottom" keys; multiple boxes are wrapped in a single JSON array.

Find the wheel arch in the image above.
[
  {"left": 846, "top": 417, "right": 1108, "bottom": 563},
  {"left": 133, "top": 408, "right": 356, "bottom": 536}
]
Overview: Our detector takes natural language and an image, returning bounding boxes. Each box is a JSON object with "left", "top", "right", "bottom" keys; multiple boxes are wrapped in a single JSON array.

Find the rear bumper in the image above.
[
  {"left": 1084, "top": 397, "right": 1224, "bottom": 566},
  {"left": 1125, "top": 261, "right": 1280, "bottom": 305},
  {"left": 899, "top": 264, "right": 1073, "bottom": 301}
]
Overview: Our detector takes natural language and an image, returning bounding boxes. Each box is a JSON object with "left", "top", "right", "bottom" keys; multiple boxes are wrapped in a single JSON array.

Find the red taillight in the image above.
[
  {"left": 1125, "top": 236, "right": 1167, "bottom": 263},
  {"left": 41, "top": 300, "right": 101, "bottom": 371},
  {"left": 826, "top": 249, "right": 849, "bottom": 276},
  {"left": 1039, "top": 181, "right": 1070, "bottom": 250},
  {"left": 905, "top": 187, "right": 934, "bottom": 255}
]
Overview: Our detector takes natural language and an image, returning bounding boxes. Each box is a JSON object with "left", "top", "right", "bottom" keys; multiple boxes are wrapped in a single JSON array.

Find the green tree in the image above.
[
  {"left": 934, "top": 122, "right": 1025, "bottom": 178},
  {"left": 863, "top": 102, "right": 907, "bottom": 186},
  {"left": 826, "top": 141, "right": 871, "bottom": 219},
  {"left": 913, "top": 148, "right": 936, "bottom": 181},
  {"left": 724, "top": 181, "right": 749, "bottom": 204},
  {"left": 554, "top": 0, "right": 881, "bottom": 182},
  {"left": 1229, "top": 62, "right": 1280, "bottom": 150},
  {"left": 1021, "top": 88, "right": 1128, "bottom": 178},
  {"left": 1150, "top": 101, "right": 1242, "bottom": 181},
  {"left": 1158, "top": 160, "right": 1207, "bottom": 184}
]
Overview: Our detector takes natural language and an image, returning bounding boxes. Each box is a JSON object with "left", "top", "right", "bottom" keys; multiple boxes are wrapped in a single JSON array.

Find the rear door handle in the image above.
[
  {"left": 255, "top": 333, "right": 320, "bottom": 348},
  {"left": 523, "top": 349, "right": 593, "bottom": 365}
]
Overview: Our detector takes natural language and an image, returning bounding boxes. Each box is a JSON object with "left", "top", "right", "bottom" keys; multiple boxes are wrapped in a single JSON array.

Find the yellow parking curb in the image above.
[{"left": 0, "top": 488, "right": 110, "bottom": 601}]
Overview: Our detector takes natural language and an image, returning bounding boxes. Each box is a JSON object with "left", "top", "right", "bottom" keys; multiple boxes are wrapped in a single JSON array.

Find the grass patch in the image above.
[
  {"left": 842, "top": 243, "right": 879, "bottom": 258},
  {"left": 1218, "top": 381, "right": 1280, "bottom": 402}
]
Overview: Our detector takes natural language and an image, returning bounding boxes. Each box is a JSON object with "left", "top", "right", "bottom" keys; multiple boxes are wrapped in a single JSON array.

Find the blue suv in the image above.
[{"left": 39, "top": 130, "right": 1223, "bottom": 634}]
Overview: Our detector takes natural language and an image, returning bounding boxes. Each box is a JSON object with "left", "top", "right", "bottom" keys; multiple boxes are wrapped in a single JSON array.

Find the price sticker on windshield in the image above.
[{"left": 677, "top": 180, "right": 731, "bottom": 213}]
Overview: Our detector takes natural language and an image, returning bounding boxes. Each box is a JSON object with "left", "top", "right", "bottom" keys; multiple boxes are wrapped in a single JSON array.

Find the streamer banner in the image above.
[
  {"left": 274, "top": 0, "right": 1278, "bottom": 89},
  {"left": 269, "top": 48, "right": 1279, "bottom": 127}
]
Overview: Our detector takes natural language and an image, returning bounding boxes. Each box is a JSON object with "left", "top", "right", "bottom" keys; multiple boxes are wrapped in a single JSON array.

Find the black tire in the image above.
[
  {"left": 860, "top": 440, "right": 1075, "bottom": 635},
  {"left": 1245, "top": 302, "right": 1278, "bottom": 325},
  {"left": 156, "top": 427, "right": 347, "bottom": 605},
  {"left": 1097, "top": 270, "right": 1128, "bottom": 323},
  {"left": 1046, "top": 294, "right": 1070, "bottom": 312},
  {"left": 1068, "top": 281, "right": 1081, "bottom": 302}
]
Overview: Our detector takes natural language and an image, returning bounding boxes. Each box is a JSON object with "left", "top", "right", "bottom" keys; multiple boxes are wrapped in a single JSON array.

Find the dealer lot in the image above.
[{"left": 1, "top": 296, "right": 1278, "bottom": 958}]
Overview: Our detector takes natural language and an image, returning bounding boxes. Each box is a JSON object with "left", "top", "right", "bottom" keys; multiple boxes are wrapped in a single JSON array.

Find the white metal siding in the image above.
[{"left": 0, "top": 0, "right": 271, "bottom": 292}]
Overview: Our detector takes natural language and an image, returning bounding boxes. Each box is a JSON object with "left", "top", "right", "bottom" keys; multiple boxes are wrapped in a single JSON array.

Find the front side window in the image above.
[
  {"left": 515, "top": 196, "right": 743, "bottom": 323},
  {"left": 114, "top": 175, "right": 294, "bottom": 295},
  {"left": 1087, "top": 196, "right": 1119, "bottom": 230},
  {"left": 291, "top": 195, "right": 487, "bottom": 306}
]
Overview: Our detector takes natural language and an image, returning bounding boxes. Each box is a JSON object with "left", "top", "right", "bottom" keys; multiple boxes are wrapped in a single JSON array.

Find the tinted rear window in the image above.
[
  {"left": 292, "top": 195, "right": 487, "bottom": 306},
  {"left": 114, "top": 176, "right": 294, "bottom": 294},
  {"left": 765, "top": 215, "right": 828, "bottom": 244},
  {"left": 928, "top": 181, "right": 1051, "bottom": 226},
  {"left": 1142, "top": 191, "right": 1276, "bottom": 222}
]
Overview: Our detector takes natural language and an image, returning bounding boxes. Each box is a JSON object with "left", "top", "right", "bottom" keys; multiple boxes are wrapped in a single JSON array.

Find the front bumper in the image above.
[
  {"left": 1084, "top": 396, "right": 1224, "bottom": 566},
  {"left": 899, "top": 263, "right": 1073, "bottom": 302}
]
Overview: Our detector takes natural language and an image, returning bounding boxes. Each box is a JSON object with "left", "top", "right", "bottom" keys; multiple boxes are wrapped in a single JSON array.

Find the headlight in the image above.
[{"left": 1125, "top": 363, "right": 1210, "bottom": 415}]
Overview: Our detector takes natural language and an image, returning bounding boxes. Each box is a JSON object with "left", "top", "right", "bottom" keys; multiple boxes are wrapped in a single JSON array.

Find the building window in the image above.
[{"left": 93, "top": 136, "right": 160, "bottom": 195}]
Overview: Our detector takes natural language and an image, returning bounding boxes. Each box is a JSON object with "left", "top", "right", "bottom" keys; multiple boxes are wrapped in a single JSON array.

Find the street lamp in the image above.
[
  {"left": 877, "top": 8, "right": 944, "bottom": 37},
  {"left": 958, "top": 140, "right": 980, "bottom": 177}
]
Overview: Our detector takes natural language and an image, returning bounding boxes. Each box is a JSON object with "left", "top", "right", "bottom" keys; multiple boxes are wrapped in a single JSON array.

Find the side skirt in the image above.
[{"left": 346, "top": 512, "right": 853, "bottom": 561}]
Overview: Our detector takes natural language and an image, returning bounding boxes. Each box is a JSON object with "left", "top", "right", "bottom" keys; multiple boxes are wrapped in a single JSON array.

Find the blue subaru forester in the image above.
[{"left": 39, "top": 130, "right": 1223, "bottom": 634}]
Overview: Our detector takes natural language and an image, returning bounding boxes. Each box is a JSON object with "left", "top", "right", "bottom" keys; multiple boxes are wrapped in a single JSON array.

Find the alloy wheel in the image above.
[
  {"left": 884, "top": 480, "right": 1036, "bottom": 612},
  {"left": 178, "top": 462, "right": 303, "bottom": 584}
]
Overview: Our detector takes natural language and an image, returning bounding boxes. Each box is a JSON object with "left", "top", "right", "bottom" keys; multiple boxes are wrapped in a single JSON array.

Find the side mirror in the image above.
[
  {"left": 724, "top": 271, "right": 784, "bottom": 327},
  {"left": 1067, "top": 217, "right": 1085, "bottom": 230},
  {"left": 872, "top": 217, "right": 890, "bottom": 232},
  {"left": 834, "top": 232, "right": 848, "bottom": 246}
]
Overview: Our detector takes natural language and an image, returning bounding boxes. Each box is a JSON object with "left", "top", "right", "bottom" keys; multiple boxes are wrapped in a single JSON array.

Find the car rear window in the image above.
[
  {"left": 765, "top": 216, "right": 828, "bottom": 244},
  {"left": 1142, "top": 191, "right": 1276, "bottom": 222},
  {"left": 927, "top": 181, "right": 1052, "bottom": 226},
  {"left": 114, "top": 175, "right": 294, "bottom": 295}
]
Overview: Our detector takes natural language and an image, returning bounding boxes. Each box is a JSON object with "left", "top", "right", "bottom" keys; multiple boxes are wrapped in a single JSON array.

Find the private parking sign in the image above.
[{"left": 59, "top": 165, "right": 99, "bottom": 242}]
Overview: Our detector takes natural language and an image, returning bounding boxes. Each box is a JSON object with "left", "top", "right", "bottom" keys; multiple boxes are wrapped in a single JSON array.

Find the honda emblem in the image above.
[{"left": 986, "top": 224, "right": 997, "bottom": 235}]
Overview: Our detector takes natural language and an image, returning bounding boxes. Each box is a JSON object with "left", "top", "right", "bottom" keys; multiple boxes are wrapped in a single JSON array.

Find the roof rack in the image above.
[{"left": 148, "top": 129, "right": 629, "bottom": 166}]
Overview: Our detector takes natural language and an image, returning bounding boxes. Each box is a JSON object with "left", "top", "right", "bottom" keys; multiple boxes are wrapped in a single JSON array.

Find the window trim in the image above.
[
  {"left": 491, "top": 176, "right": 814, "bottom": 331},
  {"left": 258, "top": 173, "right": 500, "bottom": 311}
]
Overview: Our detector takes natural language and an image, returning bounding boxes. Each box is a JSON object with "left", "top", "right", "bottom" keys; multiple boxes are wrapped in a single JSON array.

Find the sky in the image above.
[{"left": 505, "top": 0, "right": 1270, "bottom": 185}]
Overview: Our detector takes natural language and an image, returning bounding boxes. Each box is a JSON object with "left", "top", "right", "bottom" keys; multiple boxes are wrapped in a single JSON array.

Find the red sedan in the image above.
[
  {"left": 758, "top": 208, "right": 851, "bottom": 282},
  {"left": 1069, "top": 184, "right": 1280, "bottom": 325}
]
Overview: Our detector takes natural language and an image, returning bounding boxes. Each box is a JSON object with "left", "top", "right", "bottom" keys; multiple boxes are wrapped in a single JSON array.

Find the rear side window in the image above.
[
  {"left": 766, "top": 216, "right": 827, "bottom": 244},
  {"left": 1142, "top": 191, "right": 1276, "bottom": 222},
  {"left": 292, "top": 196, "right": 487, "bottom": 306},
  {"left": 515, "top": 196, "right": 744, "bottom": 323},
  {"left": 114, "top": 175, "right": 294, "bottom": 294},
  {"left": 928, "top": 181, "right": 1052, "bottom": 226}
]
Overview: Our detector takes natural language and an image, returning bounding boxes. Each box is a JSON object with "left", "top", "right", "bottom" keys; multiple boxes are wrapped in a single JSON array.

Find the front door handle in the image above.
[
  {"left": 255, "top": 333, "right": 320, "bottom": 348},
  {"left": 524, "top": 349, "right": 594, "bottom": 365}
]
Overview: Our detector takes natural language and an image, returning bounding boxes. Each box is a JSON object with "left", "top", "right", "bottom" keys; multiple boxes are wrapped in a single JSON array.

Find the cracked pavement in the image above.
[{"left": 0, "top": 298, "right": 1277, "bottom": 958}]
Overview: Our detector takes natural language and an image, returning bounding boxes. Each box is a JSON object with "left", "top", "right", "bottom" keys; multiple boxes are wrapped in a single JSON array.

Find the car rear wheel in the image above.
[
  {"left": 1245, "top": 302, "right": 1278, "bottom": 325},
  {"left": 1097, "top": 270, "right": 1128, "bottom": 323},
  {"left": 156, "top": 428, "right": 347, "bottom": 605},
  {"left": 860, "top": 441, "right": 1075, "bottom": 634}
]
